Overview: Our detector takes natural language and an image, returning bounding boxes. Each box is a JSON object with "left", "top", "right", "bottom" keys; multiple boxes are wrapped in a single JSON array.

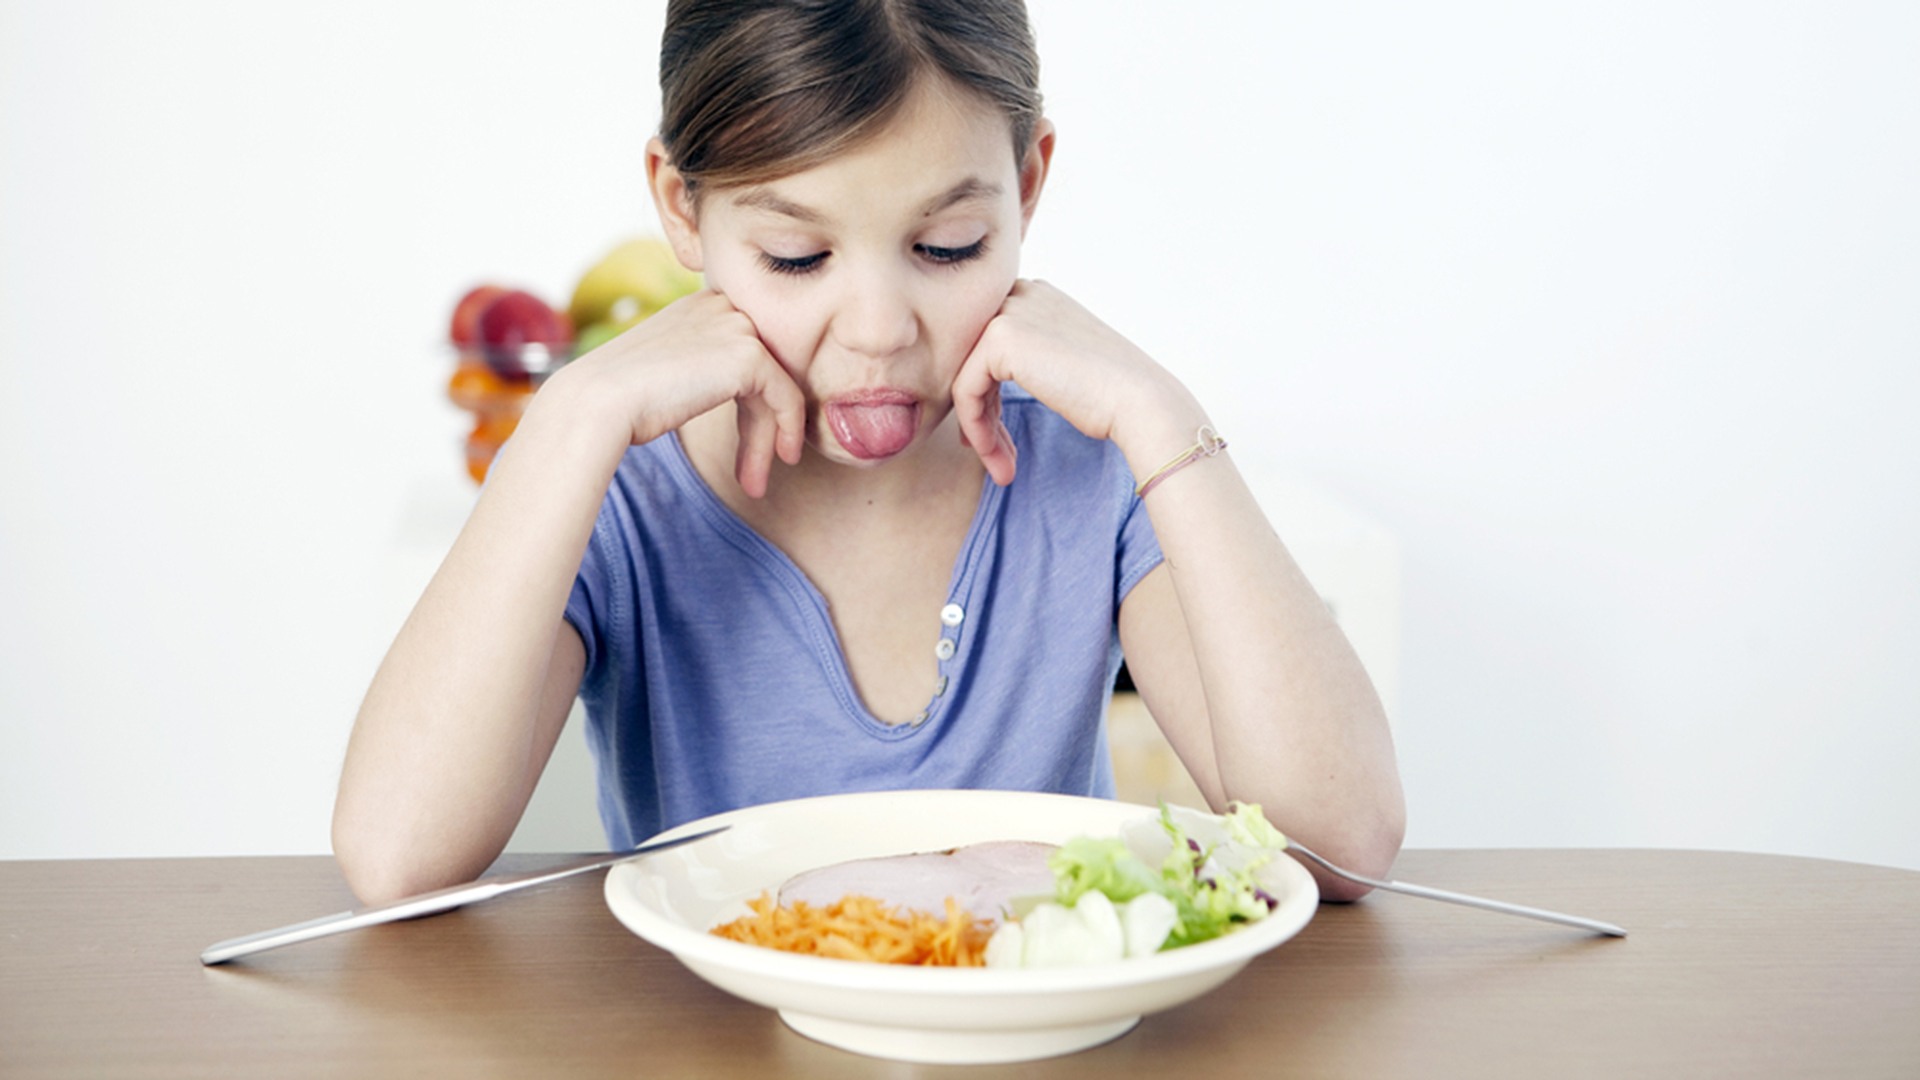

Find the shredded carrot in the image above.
[{"left": 710, "top": 892, "right": 993, "bottom": 966}]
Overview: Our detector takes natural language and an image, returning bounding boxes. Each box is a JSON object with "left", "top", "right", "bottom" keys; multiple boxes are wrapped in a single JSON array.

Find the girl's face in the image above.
[{"left": 651, "top": 78, "right": 1052, "bottom": 468}]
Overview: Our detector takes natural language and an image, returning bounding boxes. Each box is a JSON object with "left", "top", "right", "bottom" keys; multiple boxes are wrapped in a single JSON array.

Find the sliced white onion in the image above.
[
  {"left": 1121, "top": 892, "right": 1178, "bottom": 957},
  {"left": 984, "top": 921, "right": 1025, "bottom": 969}
]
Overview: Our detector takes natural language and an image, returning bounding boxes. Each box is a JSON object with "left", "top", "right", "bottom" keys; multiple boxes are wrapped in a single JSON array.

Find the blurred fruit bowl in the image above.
[
  {"left": 446, "top": 237, "right": 702, "bottom": 483},
  {"left": 453, "top": 341, "right": 577, "bottom": 382}
]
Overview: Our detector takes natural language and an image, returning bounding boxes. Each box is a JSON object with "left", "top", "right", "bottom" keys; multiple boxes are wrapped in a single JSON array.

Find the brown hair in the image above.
[{"left": 658, "top": 0, "right": 1042, "bottom": 195}]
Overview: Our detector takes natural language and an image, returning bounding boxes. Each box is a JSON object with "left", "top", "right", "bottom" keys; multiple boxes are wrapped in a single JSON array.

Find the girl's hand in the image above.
[
  {"left": 543, "top": 290, "right": 807, "bottom": 497},
  {"left": 951, "top": 280, "right": 1202, "bottom": 486}
]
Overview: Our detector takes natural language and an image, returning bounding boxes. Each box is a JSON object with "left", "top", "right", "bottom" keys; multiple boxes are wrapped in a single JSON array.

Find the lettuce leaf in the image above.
[
  {"left": 1050, "top": 837, "right": 1163, "bottom": 906},
  {"left": 1038, "top": 801, "right": 1289, "bottom": 953}
]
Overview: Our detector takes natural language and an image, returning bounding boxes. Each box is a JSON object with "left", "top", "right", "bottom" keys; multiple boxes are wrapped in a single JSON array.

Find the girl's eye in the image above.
[
  {"left": 916, "top": 239, "right": 987, "bottom": 266},
  {"left": 760, "top": 251, "right": 828, "bottom": 276}
]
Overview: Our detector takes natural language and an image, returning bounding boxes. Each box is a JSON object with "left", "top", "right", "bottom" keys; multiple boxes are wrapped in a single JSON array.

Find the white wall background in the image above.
[{"left": 3, "top": 1, "right": 1915, "bottom": 869}]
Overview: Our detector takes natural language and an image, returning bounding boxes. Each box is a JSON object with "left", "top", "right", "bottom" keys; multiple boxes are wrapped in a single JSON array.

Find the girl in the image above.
[{"left": 333, "top": 0, "right": 1404, "bottom": 905}]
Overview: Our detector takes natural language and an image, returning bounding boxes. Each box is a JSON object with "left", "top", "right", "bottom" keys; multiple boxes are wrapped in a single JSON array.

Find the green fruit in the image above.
[
  {"left": 569, "top": 238, "right": 702, "bottom": 332},
  {"left": 574, "top": 319, "right": 627, "bottom": 356}
]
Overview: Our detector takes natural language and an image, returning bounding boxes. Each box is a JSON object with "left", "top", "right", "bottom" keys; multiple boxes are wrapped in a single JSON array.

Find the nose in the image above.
[{"left": 829, "top": 264, "right": 919, "bottom": 360}]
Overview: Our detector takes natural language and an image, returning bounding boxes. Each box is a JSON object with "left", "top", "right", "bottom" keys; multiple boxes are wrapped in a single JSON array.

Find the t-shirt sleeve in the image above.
[
  {"left": 1113, "top": 446, "right": 1164, "bottom": 608},
  {"left": 563, "top": 510, "right": 616, "bottom": 688}
]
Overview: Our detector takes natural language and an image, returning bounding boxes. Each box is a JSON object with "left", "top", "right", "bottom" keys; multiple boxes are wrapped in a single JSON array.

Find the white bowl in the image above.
[{"left": 604, "top": 789, "right": 1318, "bottom": 1064}]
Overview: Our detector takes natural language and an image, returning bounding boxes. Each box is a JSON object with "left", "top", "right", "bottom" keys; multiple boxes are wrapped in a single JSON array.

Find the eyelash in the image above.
[
  {"left": 916, "top": 239, "right": 988, "bottom": 267},
  {"left": 759, "top": 251, "right": 827, "bottom": 276},
  {"left": 755, "top": 239, "right": 989, "bottom": 277}
]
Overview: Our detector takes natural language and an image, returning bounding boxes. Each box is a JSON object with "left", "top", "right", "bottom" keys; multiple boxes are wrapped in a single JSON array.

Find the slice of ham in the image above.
[{"left": 778, "top": 840, "right": 1058, "bottom": 922}]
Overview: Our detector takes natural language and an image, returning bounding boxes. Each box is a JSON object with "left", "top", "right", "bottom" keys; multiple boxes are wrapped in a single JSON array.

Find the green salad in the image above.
[{"left": 985, "top": 802, "right": 1290, "bottom": 968}]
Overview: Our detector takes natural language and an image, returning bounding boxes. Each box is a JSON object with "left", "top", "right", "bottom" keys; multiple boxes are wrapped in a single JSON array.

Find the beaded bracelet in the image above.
[{"left": 1134, "top": 425, "right": 1228, "bottom": 497}]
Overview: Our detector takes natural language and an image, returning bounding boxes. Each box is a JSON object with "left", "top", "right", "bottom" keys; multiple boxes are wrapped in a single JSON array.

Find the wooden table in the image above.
[{"left": 3, "top": 849, "right": 1916, "bottom": 1078}]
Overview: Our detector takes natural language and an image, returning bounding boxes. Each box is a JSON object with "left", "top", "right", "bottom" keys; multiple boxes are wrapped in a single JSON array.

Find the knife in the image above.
[{"left": 199, "top": 825, "right": 728, "bottom": 965}]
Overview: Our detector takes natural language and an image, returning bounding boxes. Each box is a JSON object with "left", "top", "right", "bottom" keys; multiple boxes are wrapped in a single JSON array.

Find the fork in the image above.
[{"left": 1287, "top": 842, "right": 1627, "bottom": 937}]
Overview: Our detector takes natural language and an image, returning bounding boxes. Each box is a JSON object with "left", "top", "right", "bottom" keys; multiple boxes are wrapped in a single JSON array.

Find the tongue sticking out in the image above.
[{"left": 827, "top": 401, "right": 918, "bottom": 460}]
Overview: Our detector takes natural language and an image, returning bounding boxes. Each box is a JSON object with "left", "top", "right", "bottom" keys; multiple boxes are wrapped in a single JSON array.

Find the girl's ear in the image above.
[
  {"left": 646, "top": 137, "right": 705, "bottom": 272},
  {"left": 1017, "top": 118, "right": 1057, "bottom": 238}
]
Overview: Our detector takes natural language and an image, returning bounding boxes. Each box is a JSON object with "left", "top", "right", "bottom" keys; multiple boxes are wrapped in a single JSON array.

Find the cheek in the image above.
[
  {"left": 937, "top": 274, "right": 1017, "bottom": 359},
  {"left": 705, "top": 269, "right": 816, "bottom": 378},
  {"left": 738, "top": 302, "right": 810, "bottom": 374},
  {"left": 928, "top": 246, "right": 1020, "bottom": 356}
]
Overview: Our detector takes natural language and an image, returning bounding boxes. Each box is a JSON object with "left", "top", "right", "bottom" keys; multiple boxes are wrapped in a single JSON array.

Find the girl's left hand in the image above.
[
  {"left": 956, "top": 285, "right": 1406, "bottom": 891},
  {"left": 951, "top": 279, "right": 1199, "bottom": 485}
]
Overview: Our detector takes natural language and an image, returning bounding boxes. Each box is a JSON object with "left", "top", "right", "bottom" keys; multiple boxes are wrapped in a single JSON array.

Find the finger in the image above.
[
  {"left": 723, "top": 303, "right": 807, "bottom": 469},
  {"left": 978, "top": 417, "right": 1017, "bottom": 486},
  {"left": 951, "top": 332, "right": 1021, "bottom": 485},
  {"left": 950, "top": 353, "right": 1004, "bottom": 460},
  {"left": 760, "top": 363, "right": 808, "bottom": 466},
  {"left": 736, "top": 348, "right": 810, "bottom": 495},
  {"left": 968, "top": 381, "right": 1018, "bottom": 487},
  {"left": 734, "top": 394, "right": 779, "bottom": 499},
  {"left": 950, "top": 365, "right": 991, "bottom": 441}
]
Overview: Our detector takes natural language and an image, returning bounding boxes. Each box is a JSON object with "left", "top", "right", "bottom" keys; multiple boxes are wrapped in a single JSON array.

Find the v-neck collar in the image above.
[{"left": 660, "top": 431, "right": 1007, "bottom": 739}]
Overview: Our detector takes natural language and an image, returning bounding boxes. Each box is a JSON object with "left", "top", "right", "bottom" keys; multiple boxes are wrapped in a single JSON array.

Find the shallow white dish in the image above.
[{"left": 604, "top": 789, "right": 1317, "bottom": 1064}]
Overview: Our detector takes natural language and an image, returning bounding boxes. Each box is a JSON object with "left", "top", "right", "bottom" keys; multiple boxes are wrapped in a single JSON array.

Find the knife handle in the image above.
[
  {"left": 198, "top": 824, "right": 728, "bottom": 965},
  {"left": 199, "top": 881, "right": 504, "bottom": 965}
]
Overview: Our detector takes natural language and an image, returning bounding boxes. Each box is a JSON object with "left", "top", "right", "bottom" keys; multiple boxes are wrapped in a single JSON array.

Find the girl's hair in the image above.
[{"left": 659, "top": 0, "right": 1042, "bottom": 196}]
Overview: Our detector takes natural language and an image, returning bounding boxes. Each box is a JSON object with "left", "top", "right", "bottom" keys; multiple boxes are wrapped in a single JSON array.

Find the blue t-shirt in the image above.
[{"left": 563, "top": 387, "right": 1164, "bottom": 849}]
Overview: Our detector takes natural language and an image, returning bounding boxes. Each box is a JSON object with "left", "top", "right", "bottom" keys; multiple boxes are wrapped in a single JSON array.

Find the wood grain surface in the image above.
[{"left": 3, "top": 848, "right": 1916, "bottom": 1078}]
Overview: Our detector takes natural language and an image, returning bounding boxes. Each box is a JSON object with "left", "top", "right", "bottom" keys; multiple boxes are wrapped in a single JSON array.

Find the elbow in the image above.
[
  {"left": 1310, "top": 824, "right": 1401, "bottom": 903},
  {"left": 332, "top": 818, "right": 410, "bottom": 907},
  {"left": 1312, "top": 784, "right": 1406, "bottom": 903},
  {"left": 332, "top": 805, "right": 465, "bottom": 907},
  {"left": 331, "top": 768, "right": 522, "bottom": 905},
  {"left": 333, "top": 834, "right": 461, "bottom": 908},
  {"left": 335, "top": 852, "right": 411, "bottom": 909}
]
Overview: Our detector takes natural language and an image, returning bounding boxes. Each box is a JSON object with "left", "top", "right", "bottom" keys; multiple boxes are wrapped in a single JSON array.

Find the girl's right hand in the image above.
[
  {"left": 542, "top": 289, "right": 807, "bottom": 497},
  {"left": 334, "top": 288, "right": 805, "bottom": 902}
]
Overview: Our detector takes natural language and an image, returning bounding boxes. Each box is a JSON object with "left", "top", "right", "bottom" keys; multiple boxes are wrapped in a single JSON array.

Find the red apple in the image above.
[
  {"left": 477, "top": 289, "right": 573, "bottom": 379},
  {"left": 449, "top": 284, "right": 509, "bottom": 345}
]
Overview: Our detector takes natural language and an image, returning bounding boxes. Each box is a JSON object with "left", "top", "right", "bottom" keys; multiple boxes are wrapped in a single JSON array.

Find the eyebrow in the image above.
[
  {"left": 730, "top": 189, "right": 826, "bottom": 224},
  {"left": 728, "top": 177, "right": 1005, "bottom": 224},
  {"left": 919, "top": 177, "right": 1003, "bottom": 217}
]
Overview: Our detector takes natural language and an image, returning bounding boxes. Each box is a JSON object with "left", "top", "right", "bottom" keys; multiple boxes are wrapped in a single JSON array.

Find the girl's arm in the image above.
[
  {"left": 952, "top": 281, "right": 1405, "bottom": 900},
  {"left": 332, "top": 293, "right": 804, "bottom": 904},
  {"left": 1115, "top": 476, "right": 1405, "bottom": 900}
]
